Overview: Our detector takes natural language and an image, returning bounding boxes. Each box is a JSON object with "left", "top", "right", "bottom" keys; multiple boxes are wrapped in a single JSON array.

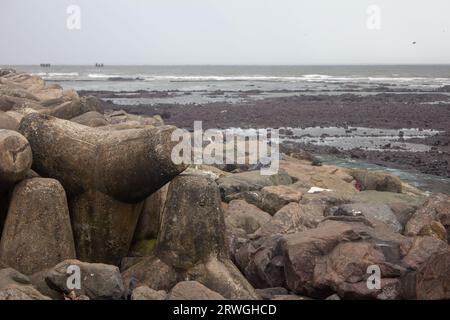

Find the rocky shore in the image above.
[
  {"left": 96, "top": 92, "right": 450, "bottom": 131},
  {"left": 91, "top": 90, "right": 450, "bottom": 179},
  {"left": 1, "top": 69, "right": 450, "bottom": 300}
]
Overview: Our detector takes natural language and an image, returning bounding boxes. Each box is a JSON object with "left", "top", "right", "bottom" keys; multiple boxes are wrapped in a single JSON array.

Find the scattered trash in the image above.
[{"left": 307, "top": 187, "right": 333, "bottom": 194}]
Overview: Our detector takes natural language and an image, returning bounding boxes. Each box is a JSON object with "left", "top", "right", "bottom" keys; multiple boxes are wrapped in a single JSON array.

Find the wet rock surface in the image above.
[{"left": 100, "top": 91, "right": 450, "bottom": 179}]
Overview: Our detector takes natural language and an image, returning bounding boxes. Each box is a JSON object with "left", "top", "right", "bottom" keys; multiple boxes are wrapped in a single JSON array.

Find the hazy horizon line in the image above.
[{"left": 3, "top": 63, "right": 450, "bottom": 67}]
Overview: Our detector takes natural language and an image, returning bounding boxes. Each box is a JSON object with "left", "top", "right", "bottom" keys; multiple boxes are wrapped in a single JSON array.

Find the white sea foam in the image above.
[
  {"left": 29, "top": 68, "right": 450, "bottom": 89},
  {"left": 32, "top": 72, "right": 79, "bottom": 79},
  {"left": 88, "top": 73, "right": 122, "bottom": 78}
]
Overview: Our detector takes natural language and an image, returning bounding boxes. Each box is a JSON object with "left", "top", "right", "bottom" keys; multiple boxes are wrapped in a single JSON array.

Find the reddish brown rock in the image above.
[
  {"left": 414, "top": 250, "right": 450, "bottom": 299},
  {"left": 260, "top": 185, "right": 303, "bottom": 215},
  {"left": 281, "top": 214, "right": 413, "bottom": 297},
  {"left": 225, "top": 200, "right": 272, "bottom": 234},
  {"left": 253, "top": 202, "right": 314, "bottom": 238},
  {"left": 280, "top": 160, "right": 357, "bottom": 200},
  {"left": 401, "top": 236, "right": 450, "bottom": 299},
  {"left": 405, "top": 194, "right": 450, "bottom": 241},
  {"left": 314, "top": 242, "right": 404, "bottom": 299},
  {"left": 281, "top": 220, "right": 364, "bottom": 297},
  {"left": 349, "top": 169, "right": 403, "bottom": 193},
  {"left": 234, "top": 235, "right": 286, "bottom": 289}
]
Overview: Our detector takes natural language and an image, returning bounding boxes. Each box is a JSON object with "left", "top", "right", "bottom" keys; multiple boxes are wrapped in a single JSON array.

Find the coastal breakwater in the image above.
[{"left": 0, "top": 69, "right": 449, "bottom": 300}]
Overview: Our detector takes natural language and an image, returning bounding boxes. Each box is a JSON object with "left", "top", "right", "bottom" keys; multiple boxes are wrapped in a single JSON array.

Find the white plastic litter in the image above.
[{"left": 307, "top": 187, "right": 333, "bottom": 194}]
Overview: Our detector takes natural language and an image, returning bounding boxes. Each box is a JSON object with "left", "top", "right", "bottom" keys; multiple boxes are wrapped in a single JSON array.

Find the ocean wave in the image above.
[
  {"left": 78, "top": 74, "right": 318, "bottom": 82},
  {"left": 87, "top": 74, "right": 144, "bottom": 81},
  {"left": 32, "top": 72, "right": 450, "bottom": 86},
  {"left": 32, "top": 72, "right": 79, "bottom": 79},
  {"left": 141, "top": 75, "right": 369, "bottom": 82},
  {"left": 88, "top": 73, "right": 121, "bottom": 79}
]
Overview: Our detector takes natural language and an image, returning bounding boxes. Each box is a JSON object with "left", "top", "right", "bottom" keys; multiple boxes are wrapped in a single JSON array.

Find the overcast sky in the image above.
[{"left": 1, "top": 0, "right": 450, "bottom": 65}]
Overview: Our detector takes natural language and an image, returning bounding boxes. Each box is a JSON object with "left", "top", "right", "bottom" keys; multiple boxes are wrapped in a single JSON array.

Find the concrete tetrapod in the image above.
[
  {"left": 122, "top": 174, "right": 259, "bottom": 300},
  {"left": 18, "top": 113, "right": 186, "bottom": 264}
]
